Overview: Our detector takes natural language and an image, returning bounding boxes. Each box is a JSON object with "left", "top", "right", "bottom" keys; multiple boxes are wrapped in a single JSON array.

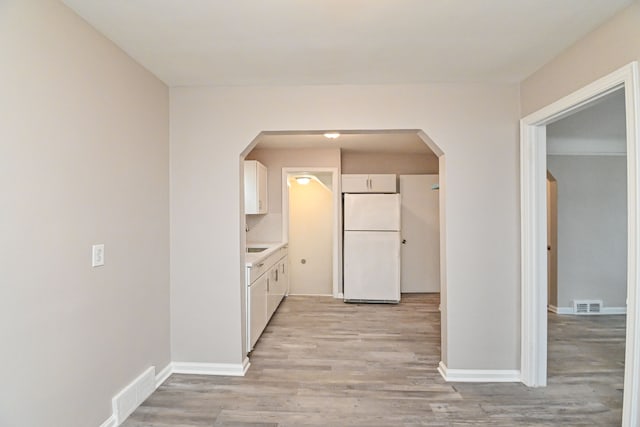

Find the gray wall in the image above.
[
  {"left": 0, "top": 1, "right": 170, "bottom": 426},
  {"left": 170, "top": 83, "right": 521, "bottom": 371},
  {"left": 520, "top": 2, "right": 640, "bottom": 116},
  {"left": 547, "top": 155, "right": 627, "bottom": 308},
  {"left": 341, "top": 151, "right": 439, "bottom": 174}
]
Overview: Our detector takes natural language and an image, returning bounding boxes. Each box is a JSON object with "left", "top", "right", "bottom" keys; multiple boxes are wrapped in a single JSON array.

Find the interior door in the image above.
[{"left": 400, "top": 175, "right": 440, "bottom": 293}]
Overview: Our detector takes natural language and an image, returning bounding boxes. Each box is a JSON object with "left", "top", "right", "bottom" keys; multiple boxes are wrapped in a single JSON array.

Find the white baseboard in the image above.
[
  {"left": 111, "top": 366, "right": 156, "bottom": 425},
  {"left": 155, "top": 363, "right": 173, "bottom": 388},
  {"left": 99, "top": 415, "right": 116, "bottom": 427},
  {"left": 438, "top": 361, "right": 520, "bottom": 383},
  {"left": 335, "top": 292, "right": 344, "bottom": 299},
  {"left": 289, "top": 292, "right": 334, "bottom": 297},
  {"left": 100, "top": 358, "right": 251, "bottom": 426},
  {"left": 549, "top": 305, "right": 627, "bottom": 315},
  {"left": 548, "top": 305, "right": 572, "bottom": 314},
  {"left": 602, "top": 307, "right": 627, "bottom": 315},
  {"left": 171, "top": 357, "right": 250, "bottom": 377}
]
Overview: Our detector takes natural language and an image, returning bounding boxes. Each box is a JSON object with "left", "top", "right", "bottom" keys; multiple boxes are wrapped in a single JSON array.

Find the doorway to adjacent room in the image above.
[{"left": 520, "top": 62, "right": 640, "bottom": 425}]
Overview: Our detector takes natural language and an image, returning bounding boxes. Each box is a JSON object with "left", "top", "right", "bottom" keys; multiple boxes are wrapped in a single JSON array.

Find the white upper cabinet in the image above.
[
  {"left": 341, "top": 174, "right": 396, "bottom": 193},
  {"left": 244, "top": 160, "right": 268, "bottom": 214}
]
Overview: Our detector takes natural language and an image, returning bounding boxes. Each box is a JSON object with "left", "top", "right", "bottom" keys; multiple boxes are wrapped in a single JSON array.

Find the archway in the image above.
[{"left": 239, "top": 129, "right": 448, "bottom": 367}]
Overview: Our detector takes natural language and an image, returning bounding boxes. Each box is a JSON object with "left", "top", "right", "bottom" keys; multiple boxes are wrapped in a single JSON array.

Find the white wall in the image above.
[
  {"left": 288, "top": 177, "right": 333, "bottom": 295},
  {"left": 245, "top": 147, "right": 340, "bottom": 242},
  {"left": 0, "top": 1, "right": 170, "bottom": 426},
  {"left": 547, "top": 155, "right": 627, "bottom": 308},
  {"left": 170, "top": 83, "right": 520, "bottom": 370},
  {"left": 341, "top": 151, "right": 439, "bottom": 174}
]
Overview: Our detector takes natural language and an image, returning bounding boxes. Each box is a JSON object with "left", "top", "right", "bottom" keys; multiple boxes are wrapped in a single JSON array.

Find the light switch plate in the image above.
[{"left": 92, "top": 244, "right": 105, "bottom": 267}]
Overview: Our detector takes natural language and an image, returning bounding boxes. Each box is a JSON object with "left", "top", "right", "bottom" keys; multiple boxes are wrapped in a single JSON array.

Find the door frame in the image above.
[
  {"left": 281, "top": 167, "right": 342, "bottom": 298},
  {"left": 520, "top": 62, "right": 640, "bottom": 425},
  {"left": 545, "top": 172, "right": 558, "bottom": 312}
]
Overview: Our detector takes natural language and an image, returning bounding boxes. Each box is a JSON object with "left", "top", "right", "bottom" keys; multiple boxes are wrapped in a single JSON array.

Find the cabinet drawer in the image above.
[
  {"left": 249, "top": 260, "right": 269, "bottom": 283},
  {"left": 249, "top": 247, "right": 287, "bottom": 283}
]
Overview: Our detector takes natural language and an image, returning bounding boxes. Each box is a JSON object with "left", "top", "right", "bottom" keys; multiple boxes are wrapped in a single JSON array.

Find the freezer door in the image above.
[
  {"left": 343, "top": 231, "right": 401, "bottom": 302},
  {"left": 344, "top": 193, "right": 401, "bottom": 231}
]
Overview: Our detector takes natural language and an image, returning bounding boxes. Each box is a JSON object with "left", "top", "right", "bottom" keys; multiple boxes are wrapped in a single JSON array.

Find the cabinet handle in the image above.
[
  {"left": 267, "top": 278, "right": 269, "bottom": 291},
  {"left": 275, "top": 269, "right": 278, "bottom": 281}
]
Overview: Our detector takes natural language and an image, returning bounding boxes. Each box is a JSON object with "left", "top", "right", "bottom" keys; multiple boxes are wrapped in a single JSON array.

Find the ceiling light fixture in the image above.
[
  {"left": 296, "top": 176, "right": 312, "bottom": 185},
  {"left": 323, "top": 132, "right": 340, "bottom": 139}
]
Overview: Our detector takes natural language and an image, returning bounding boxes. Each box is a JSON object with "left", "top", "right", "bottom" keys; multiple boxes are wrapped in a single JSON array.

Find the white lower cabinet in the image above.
[
  {"left": 247, "top": 246, "right": 289, "bottom": 351},
  {"left": 267, "top": 255, "right": 290, "bottom": 320}
]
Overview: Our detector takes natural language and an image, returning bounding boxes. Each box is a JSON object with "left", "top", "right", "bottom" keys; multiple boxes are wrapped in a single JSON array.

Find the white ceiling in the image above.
[
  {"left": 61, "top": 0, "right": 632, "bottom": 87},
  {"left": 254, "top": 131, "right": 434, "bottom": 155}
]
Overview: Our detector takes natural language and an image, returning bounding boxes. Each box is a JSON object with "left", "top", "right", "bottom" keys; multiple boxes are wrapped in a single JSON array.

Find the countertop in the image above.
[{"left": 245, "top": 242, "right": 288, "bottom": 267}]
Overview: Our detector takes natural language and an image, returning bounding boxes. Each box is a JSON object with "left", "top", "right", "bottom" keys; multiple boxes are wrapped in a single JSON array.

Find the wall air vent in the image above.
[{"left": 573, "top": 300, "right": 603, "bottom": 315}]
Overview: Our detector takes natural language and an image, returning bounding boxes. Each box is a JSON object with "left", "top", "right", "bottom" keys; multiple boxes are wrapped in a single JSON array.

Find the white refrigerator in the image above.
[{"left": 343, "top": 193, "right": 401, "bottom": 303}]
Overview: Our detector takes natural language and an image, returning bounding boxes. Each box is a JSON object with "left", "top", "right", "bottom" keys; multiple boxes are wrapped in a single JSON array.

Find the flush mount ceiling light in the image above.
[
  {"left": 295, "top": 176, "right": 312, "bottom": 185},
  {"left": 323, "top": 132, "right": 340, "bottom": 139}
]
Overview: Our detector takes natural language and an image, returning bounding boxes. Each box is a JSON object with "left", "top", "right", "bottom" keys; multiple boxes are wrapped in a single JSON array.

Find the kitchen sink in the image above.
[{"left": 247, "top": 247, "right": 268, "bottom": 253}]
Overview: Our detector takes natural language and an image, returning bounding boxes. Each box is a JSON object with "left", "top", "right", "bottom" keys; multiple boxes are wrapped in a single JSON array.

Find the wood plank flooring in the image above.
[{"left": 122, "top": 294, "right": 625, "bottom": 426}]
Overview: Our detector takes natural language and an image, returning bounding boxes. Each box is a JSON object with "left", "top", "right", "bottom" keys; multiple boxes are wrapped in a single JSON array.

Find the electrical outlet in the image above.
[{"left": 92, "top": 244, "right": 105, "bottom": 267}]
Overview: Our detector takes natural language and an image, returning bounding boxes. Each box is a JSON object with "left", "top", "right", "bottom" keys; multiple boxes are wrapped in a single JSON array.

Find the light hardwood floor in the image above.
[{"left": 122, "top": 294, "right": 625, "bottom": 426}]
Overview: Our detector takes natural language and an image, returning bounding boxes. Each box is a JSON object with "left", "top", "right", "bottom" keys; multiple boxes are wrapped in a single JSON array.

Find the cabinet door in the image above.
[
  {"left": 342, "top": 174, "right": 396, "bottom": 193},
  {"left": 280, "top": 256, "right": 289, "bottom": 297},
  {"left": 256, "top": 161, "right": 268, "bottom": 213},
  {"left": 249, "top": 274, "right": 268, "bottom": 350},
  {"left": 244, "top": 161, "right": 258, "bottom": 214},
  {"left": 369, "top": 174, "right": 397, "bottom": 193},
  {"left": 341, "top": 174, "right": 369, "bottom": 193},
  {"left": 266, "top": 256, "right": 288, "bottom": 320},
  {"left": 244, "top": 160, "right": 268, "bottom": 214},
  {"left": 267, "top": 266, "right": 279, "bottom": 320}
]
